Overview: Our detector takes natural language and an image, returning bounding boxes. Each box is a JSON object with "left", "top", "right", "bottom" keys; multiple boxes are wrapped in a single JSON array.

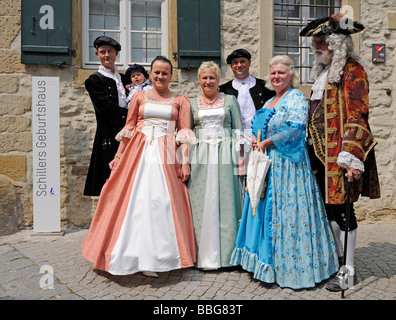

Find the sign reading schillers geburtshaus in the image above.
[{"left": 32, "top": 77, "right": 60, "bottom": 233}]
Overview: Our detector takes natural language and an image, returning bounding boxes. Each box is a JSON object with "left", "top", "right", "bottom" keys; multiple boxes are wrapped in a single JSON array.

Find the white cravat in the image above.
[
  {"left": 98, "top": 65, "right": 128, "bottom": 108},
  {"left": 311, "top": 65, "right": 329, "bottom": 101},
  {"left": 126, "top": 79, "right": 152, "bottom": 105},
  {"left": 232, "top": 75, "right": 256, "bottom": 130}
]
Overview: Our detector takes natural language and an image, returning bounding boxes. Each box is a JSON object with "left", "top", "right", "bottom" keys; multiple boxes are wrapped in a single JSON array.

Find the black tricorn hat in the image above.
[
  {"left": 300, "top": 13, "right": 365, "bottom": 37},
  {"left": 93, "top": 36, "right": 121, "bottom": 51},
  {"left": 226, "top": 49, "right": 251, "bottom": 64}
]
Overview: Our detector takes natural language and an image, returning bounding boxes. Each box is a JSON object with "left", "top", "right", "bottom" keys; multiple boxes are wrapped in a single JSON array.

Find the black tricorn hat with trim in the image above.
[{"left": 300, "top": 13, "right": 365, "bottom": 37}]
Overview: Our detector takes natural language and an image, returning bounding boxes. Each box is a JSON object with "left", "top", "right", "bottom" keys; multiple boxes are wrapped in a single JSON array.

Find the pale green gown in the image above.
[{"left": 187, "top": 93, "right": 244, "bottom": 268}]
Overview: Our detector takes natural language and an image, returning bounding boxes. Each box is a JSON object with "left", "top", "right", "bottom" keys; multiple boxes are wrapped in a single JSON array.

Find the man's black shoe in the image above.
[{"left": 326, "top": 268, "right": 357, "bottom": 292}]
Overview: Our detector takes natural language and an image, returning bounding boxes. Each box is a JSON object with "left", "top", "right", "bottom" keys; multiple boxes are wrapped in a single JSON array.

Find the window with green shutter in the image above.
[
  {"left": 177, "top": 0, "right": 221, "bottom": 69},
  {"left": 21, "top": 0, "right": 72, "bottom": 65}
]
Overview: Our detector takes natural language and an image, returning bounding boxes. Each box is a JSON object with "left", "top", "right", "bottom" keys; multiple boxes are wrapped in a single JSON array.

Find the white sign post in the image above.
[{"left": 32, "top": 77, "right": 62, "bottom": 235}]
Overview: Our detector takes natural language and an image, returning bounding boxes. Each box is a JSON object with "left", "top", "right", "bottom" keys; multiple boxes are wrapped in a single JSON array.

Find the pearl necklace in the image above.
[
  {"left": 202, "top": 94, "right": 218, "bottom": 105},
  {"left": 153, "top": 88, "right": 171, "bottom": 97}
]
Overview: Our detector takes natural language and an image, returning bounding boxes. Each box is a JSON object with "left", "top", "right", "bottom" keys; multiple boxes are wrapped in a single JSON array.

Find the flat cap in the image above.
[
  {"left": 93, "top": 36, "right": 121, "bottom": 51},
  {"left": 226, "top": 49, "right": 251, "bottom": 64},
  {"left": 300, "top": 13, "right": 365, "bottom": 37}
]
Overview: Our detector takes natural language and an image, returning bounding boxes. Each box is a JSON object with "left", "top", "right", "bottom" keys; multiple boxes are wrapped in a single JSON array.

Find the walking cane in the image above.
[{"left": 341, "top": 175, "right": 353, "bottom": 299}]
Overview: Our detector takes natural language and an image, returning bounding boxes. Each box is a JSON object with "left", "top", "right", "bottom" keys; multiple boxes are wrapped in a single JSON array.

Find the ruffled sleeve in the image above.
[
  {"left": 270, "top": 122, "right": 307, "bottom": 162},
  {"left": 175, "top": 95, "right": 197, "bottom": 146},
  {"left": 337, "top": 151, "right": 365, "bottom": 172},
  {"left": 176, "top": 128, "right": 198, "bottom": 146},
  {"left": 234, "top": 129, "right": 252, "bottom": 153}
]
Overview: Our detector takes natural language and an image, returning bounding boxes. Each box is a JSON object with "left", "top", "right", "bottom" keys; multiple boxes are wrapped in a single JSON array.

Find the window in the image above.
[
  {"left": 82, "top": 0, "right": 168, "bottom": 70},
  {"left": 274, "top": 0, "right": 341, "bottom": 84}
]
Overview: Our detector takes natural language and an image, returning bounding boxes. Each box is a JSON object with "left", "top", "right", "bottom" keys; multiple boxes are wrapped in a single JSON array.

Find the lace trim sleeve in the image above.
[
  {"left": 337, "top": 151, "right": 365, "bottom": 172},
  {"left": 175, "top": 128, "right": 198, "bottom": 146},
  {"left": 115, "top": 129, "right": 134, "bottom": 141},
  {"left": 234, "top": 129, "right": 253, "bottom": 153}
]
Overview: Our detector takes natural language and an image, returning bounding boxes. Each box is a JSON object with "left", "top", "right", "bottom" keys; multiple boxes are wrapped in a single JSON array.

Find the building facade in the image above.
[{"left": 0, "top": 0, "right": 395, "bottom": 232}]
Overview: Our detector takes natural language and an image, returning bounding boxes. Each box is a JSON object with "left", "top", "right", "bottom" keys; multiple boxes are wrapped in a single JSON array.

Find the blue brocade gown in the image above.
[{"left": 230, "top": 88, "right": 338, "bottom": 289}]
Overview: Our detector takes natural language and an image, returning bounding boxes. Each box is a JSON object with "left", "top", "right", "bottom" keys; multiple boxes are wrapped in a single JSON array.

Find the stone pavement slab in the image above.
[{"left": 0, "top": 223, "right": 395, "bottom": 303}]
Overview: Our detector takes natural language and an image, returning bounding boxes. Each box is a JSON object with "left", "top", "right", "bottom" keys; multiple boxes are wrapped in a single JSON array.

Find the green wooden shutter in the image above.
[
  {"left": 177, "top": 0, "right": 221, "bottom": 69},
  {"left": 21, "top": 0, "right": 72, "bottom": 65}
]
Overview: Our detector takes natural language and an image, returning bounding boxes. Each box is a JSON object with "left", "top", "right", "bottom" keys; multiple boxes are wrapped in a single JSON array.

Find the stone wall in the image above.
[
  {"left": 0, "top": 0, "right": 32, "bottom": 232},
  {"left": 356, "top": 1, "right": 396, "bottom": 223},
  {"left": 0, "top": 0, "right": 395, "bottom": 234}
]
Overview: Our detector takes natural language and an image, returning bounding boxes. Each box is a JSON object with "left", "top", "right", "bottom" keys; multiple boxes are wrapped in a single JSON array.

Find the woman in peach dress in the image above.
[{"left": 81, "top": 56, "right": 196, "bottom": 277}]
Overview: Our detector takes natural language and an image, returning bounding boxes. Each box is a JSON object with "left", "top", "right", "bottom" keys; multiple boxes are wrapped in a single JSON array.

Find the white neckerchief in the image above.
[
  {"left": 126, "top": 79, "right": 153, "bottom": 105},
  {"left": 98, "top": 65, "right": 128, "bottom": 108},
  {"left": 232, "top": 75, "right": 256, "bottom": 129},
  {"left": 311, "top": 65, "right": 330, "bottom": 101},
  {"left": 130, "top": 79, "right": 151, "bottom": 92}
]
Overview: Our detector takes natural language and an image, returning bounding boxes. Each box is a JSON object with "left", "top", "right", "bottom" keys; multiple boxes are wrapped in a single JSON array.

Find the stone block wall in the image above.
[
  {"left": 356, "top": 1, "right": 396, "bottom": 223},
  {"left": 0, "top": 0, "right": 31, "bottom": 232}
]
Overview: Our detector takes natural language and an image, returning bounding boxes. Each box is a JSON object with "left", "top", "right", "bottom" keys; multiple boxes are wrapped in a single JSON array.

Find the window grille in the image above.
[
  {"left": 274, "top": 0, "right": 341, "bottom": 84},
  {"left": 83, "top": 0, "right": 167, "bottom": 69}
]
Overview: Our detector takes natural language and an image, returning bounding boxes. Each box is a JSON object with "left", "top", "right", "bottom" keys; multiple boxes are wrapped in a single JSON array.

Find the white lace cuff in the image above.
[
  {"left": 234, "top": 129, "right": 252, "bottom": 153},
  {"left": 115, "top": 129, "right": 134, "bottom": 141},
  {"left": 175, "top": 128, "right": 198, "bottom": 146},
  {"left": 235, "top": 139, "right": 252, "bottom": 153},
  {"left": 337, "top": 151, "right": 365, "bottom": 172}
]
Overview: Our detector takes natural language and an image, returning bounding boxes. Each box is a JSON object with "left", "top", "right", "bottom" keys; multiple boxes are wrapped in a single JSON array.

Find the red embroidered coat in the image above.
[{"left": 309, "top": 57, "right": 380, "bottom": 204}]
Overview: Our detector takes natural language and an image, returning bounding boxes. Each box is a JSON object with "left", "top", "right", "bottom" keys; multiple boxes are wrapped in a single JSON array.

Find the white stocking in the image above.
[
  {"left": 329, "top": 220, "right": 343, "bottom": 258},
  {"left": 340, "top": 229, "right": 357, "bottom": 275}
]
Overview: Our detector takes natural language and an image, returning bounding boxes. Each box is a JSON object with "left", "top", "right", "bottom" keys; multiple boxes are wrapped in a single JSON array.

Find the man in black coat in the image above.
[
  {"left": 219, "top": 49, "right": 275, "bottom": 130},
  {"left": 83, "top": 36, "right": 129, "bottom": 196}
]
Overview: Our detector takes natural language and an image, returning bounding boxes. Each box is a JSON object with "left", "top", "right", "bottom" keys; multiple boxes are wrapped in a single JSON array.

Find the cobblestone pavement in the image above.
[{"left": 0, "top": 223, "right": 395, "bottom": 304}]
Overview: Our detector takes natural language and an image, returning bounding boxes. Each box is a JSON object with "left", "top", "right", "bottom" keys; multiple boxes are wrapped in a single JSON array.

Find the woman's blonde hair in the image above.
[
  {"left": 197, "top": 61, "right": 221, "bottom": 80},
  {"left": 266, "top": 55, "right": 300, "bottom": 89}
]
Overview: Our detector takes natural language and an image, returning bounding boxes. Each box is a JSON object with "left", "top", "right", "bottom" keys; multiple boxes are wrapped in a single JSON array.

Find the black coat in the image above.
[
  {"left": 219, "top": 78, "right": 275, "bottom": 110},
  {"left": 83, "top": 72, "right": 129, "bottom": 196}
]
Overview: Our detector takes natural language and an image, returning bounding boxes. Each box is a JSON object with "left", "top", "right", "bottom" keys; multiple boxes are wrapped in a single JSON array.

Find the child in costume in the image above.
[{"left": 125, "top": 63, "right": 152, "bottom": 106}]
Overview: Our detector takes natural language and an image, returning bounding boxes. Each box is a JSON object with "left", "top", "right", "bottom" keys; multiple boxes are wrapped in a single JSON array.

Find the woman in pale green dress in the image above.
[{"left": 187, "top": 61, "right": 244, "bottom": 269}]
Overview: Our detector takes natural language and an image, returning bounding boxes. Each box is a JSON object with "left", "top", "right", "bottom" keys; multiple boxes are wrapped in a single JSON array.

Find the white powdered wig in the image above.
[{"left": 311, "top": 34, "right": 360, "bottom": 84}]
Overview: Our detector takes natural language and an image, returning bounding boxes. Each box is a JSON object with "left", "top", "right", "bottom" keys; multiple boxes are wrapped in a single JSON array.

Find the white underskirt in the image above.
[
  {"left": 196, "top": 141, "right": 221, "bottom": 269},
  {"left": 108, "top": 136, "right": 181, "bottom": 275}
]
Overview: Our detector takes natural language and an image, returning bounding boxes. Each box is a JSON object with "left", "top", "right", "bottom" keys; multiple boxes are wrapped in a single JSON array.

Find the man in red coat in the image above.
[{"left": 300, "top": 14, "right": 380, "bottom": 292}]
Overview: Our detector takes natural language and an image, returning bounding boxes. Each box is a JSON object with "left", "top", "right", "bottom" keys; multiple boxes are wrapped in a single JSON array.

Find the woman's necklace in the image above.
[
  {"left": 267, "top": 87, "right": 291, "bottom": 109},
  {"left": 202, "top": 94, "right": 218, "bottom": 105},
  {"left": 153, "top": 88, "right": 171, "bottom": 97},
  {"left": 273, "top": 87, "right": 291, "bottom": 103}
]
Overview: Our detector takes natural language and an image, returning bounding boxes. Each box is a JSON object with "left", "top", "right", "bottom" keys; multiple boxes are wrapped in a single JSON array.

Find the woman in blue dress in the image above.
[{"left": 231, "top": 55, "right": 338, "bottom": 289}]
